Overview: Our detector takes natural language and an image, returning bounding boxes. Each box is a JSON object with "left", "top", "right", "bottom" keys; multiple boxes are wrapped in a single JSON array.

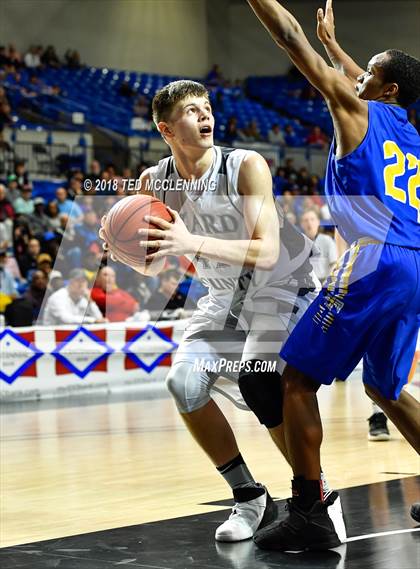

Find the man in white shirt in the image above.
[
  {"left": 42, "top": 268, "right": 106, "bottom": 325},
  {"left": 300, "top": 208, "right": 337, "bottom": 284},
  {"left": 267, "top": 123, "right": 285, "bottom": 146},
  {"left": 24, "top": 46, "right": 41, "bottom": 69}
]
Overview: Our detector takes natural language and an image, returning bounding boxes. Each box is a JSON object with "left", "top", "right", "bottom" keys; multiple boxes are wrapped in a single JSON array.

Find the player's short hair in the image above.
[
  {"left": 382, "top": 50, "right": 420, "bottom": 108},
  {"left": 152, "top": 80, "right": 209, "bottom": 124}
]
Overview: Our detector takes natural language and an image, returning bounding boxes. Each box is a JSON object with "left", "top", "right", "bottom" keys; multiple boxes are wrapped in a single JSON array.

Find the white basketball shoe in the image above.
[{"left": 215, "top": 485, "right": 278, "bottom": 542}]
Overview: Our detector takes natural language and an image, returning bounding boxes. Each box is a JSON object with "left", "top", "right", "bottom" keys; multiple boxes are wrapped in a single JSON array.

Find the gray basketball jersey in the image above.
[{"left": 148, "top": 146, "right": 314, "bottom": 323}]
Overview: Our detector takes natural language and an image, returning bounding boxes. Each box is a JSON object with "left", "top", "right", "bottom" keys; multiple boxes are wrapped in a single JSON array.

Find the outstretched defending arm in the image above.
[
  {"left": 247, "top": 0, "right": 368, "bottom": 157},
  {"left": 246, "top": 0, "right": 360, "bottom": 108},
  {"left": 317, "top": 0, "right": 364, "bottom": 82}
]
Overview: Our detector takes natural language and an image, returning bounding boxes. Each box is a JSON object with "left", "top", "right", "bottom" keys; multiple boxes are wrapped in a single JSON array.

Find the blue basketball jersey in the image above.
[{"left": 325, "top": 101, "right": 420, "bottom": 248}]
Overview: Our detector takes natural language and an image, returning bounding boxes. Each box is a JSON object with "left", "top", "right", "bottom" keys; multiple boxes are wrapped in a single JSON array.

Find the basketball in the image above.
[{"left": 101, "top": 195, "right": 172, "bottom": 264}]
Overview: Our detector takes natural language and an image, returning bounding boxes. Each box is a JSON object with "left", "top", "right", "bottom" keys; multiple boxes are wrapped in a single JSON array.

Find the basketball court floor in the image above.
[{"left": 1, "top": 369, "right": 419, "bottom": 568}]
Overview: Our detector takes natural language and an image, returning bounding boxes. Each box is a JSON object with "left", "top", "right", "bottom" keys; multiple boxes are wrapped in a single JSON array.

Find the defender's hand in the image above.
[{"left": 317, "top": 0, "right": 336, "bottom": 45}]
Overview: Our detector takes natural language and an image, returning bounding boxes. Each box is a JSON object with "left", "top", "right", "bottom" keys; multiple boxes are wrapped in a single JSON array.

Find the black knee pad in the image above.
[{"left": 238, "top": 360, "right": 283, "bottom": 428}]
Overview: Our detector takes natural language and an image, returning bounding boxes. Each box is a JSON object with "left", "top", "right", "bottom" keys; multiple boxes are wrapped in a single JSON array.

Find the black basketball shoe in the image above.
[
  {"left": 368, "top": 412, "right": 390, "bottom": 441},
  {"left": 254, "top": 491, "right": 342, "bottom": 552}
]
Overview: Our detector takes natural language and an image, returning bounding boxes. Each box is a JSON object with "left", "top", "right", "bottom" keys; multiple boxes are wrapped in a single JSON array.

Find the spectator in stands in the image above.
[
  {"left": 104, "top": 163, "right": 117, "bottom": 178},
  {"left": 41, "top": 45, "right": 60, "bottom": 68},
  {"left": 284, "top": 124, "right": 299, "bottom": 146},
  {"left": 0, "top": 184, "right": 15, "bottom": 245},
  {"left": 284, "top": 157, "right": 297, "bottom": 178},
  {"left": 64, "top": 49, "right": 82, "bottom": 69},
  {"left": 48, "top": 274, "right": 64, "bottom": 293},
  {"left": 55, "top": 187, "right": 83, "bottom": 220},
  {"left": 126, "top": 272, "right": 156, "bottom": 308},
  {"left": 43, "top": 268, "right": 105, "bottom": 325},
  {"left": 0, "top": 219, "right": 11, "bottom": 249},
  {"left": 239, "top": 120, "right": 263, "bottom": 143},
  {"left": 122, "top": 167, "right": 133, "bottom": 179},
  {"left": 24, "top": 45, "right": 41, "bottom": 69},
  {"left": 300, "top": 209, "right": 337, "bottom": 284},
  {"left": 37, "top": 252, "right": 61, "bottom": 281},
  {"left": 3, "top": 250, "right": 22, "bottom": 283},
  {"left": 267, "top": 123, "right": 285, "bottom": 146},
  {"left": 0, "top": 46, "right": 10, "bottom": 67},
  {"left": 8, "top": 44, "right": 22, "bottom": 67},
  {"left": 0, "top": 99, "right": 12, "bottom": 133},
  {"left": 145, "top": 269, "right": 186, "bottom": 312},
  {"left": 66, "top": 210, "right": 99, "bottom": 268},
  {"left": 12, "top": 218, "right": 29, "bottom": 260},
  {"left": 13, "top": 187, "right": 34, "bottom": 216},
  {"left": 91, "top": 266, "right": 139, "bottom": 322},
  {"left": 306, "top": 126, "right": 329, "bottom": 150},
  {"left": 297, "top": 167, "right": 311, "bottom": 189},
  {"left": 46, "top": 200, "right": 61, "bottom": 230},
  {"left": 224, "top": 116, "right": 239, "bottom": 145},
  {"left": 67, "top": 175, "right": 83, "bottom": 199},
  {"left": 6, "top": 175, "right": 20, "bottom": 203},
  {"left": 83, "top": 245, "right": 101, "bottom": 284},
  {"left": 14, "top": 161, "right": 31, "bottom": 191},
  {"left": 133, "top": 94, "right": 150, "bottom": 118},
  {"left": 279, "top": 189, "right": 295, "bottom": 216},
  {"left": 0, "top": 248, "right": 18, "bottom": 313},
  {"left": 135, "top": 161, "right": 150, "bottom": 178},
  {"left": 206, "top": 64, "right": 224, "bottom": 87},
  {"left": 54, "top": 213, "right": 75, "bottom": 243},
  {"left": 273, "top": 167, "right": 287, "bottom": 196},
  {"left": 24, "top": 269, "right": 49, "bottom": 322},
  {"left": 27, "top": 197, "right": 54, "bottom": 238},
  {"left": 87, "top": 159, "right": 102, "bottom": 181}
]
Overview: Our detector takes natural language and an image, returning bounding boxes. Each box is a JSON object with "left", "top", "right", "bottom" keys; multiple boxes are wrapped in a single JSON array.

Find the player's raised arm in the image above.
[
  {"left": 317, "top": 0, "right": 364, "bottom": 82},
  {"left": 246, "top": 0, "right": 361, "bottom": 109}
]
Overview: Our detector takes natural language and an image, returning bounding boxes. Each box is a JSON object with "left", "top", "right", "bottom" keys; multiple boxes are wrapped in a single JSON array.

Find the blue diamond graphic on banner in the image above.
[
  {"left": 0, "top": 329, "right": 43, "bottom": 385},
  {"left": 123, "top": 325, "right": 178, "bottom": 373},
  {"left": 52, "top": 327, "right": 114, "bottom": 379}
]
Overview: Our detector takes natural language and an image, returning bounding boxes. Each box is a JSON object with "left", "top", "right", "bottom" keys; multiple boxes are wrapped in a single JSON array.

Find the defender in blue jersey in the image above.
[{"left": 247, "top": 0, "right": 420, "bottom": 552}]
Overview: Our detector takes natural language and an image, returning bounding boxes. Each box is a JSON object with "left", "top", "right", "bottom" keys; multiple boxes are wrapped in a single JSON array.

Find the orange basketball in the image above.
[{"left": 101, "top": 195, "right": 172, "bottom": 264}]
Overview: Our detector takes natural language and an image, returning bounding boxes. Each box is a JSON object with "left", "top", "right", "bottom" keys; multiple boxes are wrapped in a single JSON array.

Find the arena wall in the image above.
[
  {"left": 1, "top": 0, "right": 419, "bottom": 78},
  {"left": 1, "top": 0, "right": 208, "bottom": 76}
]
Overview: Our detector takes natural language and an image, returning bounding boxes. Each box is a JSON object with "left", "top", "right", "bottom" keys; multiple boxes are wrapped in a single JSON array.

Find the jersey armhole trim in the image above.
[{"left": 335, "top": 101, "right": 372, "bottom": 164}]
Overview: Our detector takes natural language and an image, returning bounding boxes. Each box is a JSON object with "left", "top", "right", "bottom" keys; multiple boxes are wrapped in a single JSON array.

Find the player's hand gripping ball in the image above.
[{"left": 99, "top": 195, "right": 173, "bottom": 266}]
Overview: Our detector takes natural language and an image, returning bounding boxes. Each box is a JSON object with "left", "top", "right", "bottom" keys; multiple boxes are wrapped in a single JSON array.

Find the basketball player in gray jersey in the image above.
[{"left": 100, "top": 80, "right": 345, "bottom": 543}]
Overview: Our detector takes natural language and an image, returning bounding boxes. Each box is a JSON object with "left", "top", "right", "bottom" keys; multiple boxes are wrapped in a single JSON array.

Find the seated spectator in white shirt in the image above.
[
  {"left": 267, "top": 123, "right": 285, "bottom": 146},
  {"left": 43, "top": 268, "right": 106, "bottom": 325},
  {"left": 24, "top": 46, "right": 41, "bottom": 69},
  {"left": 13, "top": 187, "right": 34, "bottom": 216},
  {"left": 300, "top": 209, "right": 337, "bottom": 284}
]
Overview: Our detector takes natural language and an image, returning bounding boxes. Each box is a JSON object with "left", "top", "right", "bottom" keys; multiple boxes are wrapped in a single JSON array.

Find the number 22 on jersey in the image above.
[{"left": 383, "top": 140, "right": 420, "bottom": 222}]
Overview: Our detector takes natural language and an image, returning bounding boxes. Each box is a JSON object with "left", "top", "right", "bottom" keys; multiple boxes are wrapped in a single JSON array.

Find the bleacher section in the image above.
[
  {"left": 247, "top": 76, "right": 333, "bottom": 136},
  {"left": 4, "top": 67, "right": 314, "bottom": 144}
]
